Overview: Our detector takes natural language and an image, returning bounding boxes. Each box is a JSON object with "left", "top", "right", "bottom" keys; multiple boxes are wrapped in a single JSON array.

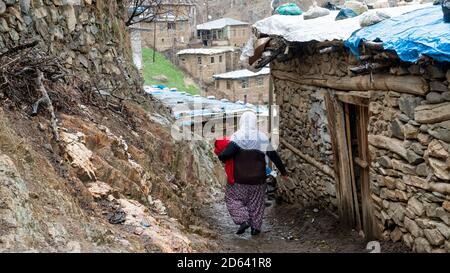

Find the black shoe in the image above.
[
  {"left": 236, "top": 221, "right": 250, "bottom": 235},
  {"left": 251, "top": 228, "right": 261, "bottom": 236}
]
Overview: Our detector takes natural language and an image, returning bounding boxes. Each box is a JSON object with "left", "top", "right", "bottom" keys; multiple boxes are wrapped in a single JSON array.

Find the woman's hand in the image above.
[{"left": 281, "top": 175, "right": 289, "bottom": 181}]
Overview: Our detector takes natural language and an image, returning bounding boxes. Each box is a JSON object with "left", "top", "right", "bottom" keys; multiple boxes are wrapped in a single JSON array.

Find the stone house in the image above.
[
  {"left": 197, "top": 18, "right": 250, "bottom": 47},
  {"left": 177, "top": 47, "right": 240, "bottom": 85},
  {"left": 251, "top": 5, "right": 450, "bottom": 252},
  {"left": 139, "top": 0, "right": 197, "bottom": 52},
  {"left": 212, "top": 67, "right": 271, "bottom": 104}
]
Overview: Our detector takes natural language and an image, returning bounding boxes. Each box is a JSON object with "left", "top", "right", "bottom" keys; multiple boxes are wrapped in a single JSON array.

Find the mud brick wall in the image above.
[{"left": 272, "top": 44, "right": 450, "bottom": 252}]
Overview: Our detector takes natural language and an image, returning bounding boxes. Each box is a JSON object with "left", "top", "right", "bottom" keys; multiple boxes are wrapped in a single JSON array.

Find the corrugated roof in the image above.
[
  {"left": 213, "top": 67, "right": 270, "bottom": 80},
  {"left": 253, "top": 4, "right": 431, "bottom": 43},
  {"left": 177, "top": 47, "right": 236, "bottom": 55},
  {"left": 197, "top": 18, "right": 249, "bottom": 30}
]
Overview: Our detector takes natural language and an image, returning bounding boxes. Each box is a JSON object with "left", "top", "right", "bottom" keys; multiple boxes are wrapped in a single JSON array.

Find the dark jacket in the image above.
[{"left": 218, "top": 141, "right": 288, "bottom": 185}]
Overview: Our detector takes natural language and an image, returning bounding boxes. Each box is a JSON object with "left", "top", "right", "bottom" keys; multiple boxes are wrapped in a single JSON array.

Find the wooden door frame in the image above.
[
  {"left": 325, "top": 91, "right": 377, "bottom": 240},
  {"left": 324, "top": 92, "right": 356, "bottom": 228}
]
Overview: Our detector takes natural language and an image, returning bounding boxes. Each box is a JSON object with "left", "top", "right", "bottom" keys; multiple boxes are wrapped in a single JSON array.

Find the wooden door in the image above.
[
  {"left": 326, "top": 92, "right": 377, "bottom": 240},
  {"left": 355, "top": 105, "right": 377, "bottom": 240}
]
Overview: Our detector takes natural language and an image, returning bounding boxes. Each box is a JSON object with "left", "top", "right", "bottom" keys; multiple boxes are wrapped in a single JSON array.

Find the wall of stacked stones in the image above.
[
  {"left": 0, "top": 0, "right": 139, "bottom": 89},
  {"left": 272, "top": 46, "right": 359, "bottom": 210},
  {"left": 272, "top": 45, "right": 450, "bottom": 252},
  {"left": 368, "top": 68, "right": 450, "bottom": 253},
  {"left": 274, "top": 78, "right": 337, "bottom": 210}
]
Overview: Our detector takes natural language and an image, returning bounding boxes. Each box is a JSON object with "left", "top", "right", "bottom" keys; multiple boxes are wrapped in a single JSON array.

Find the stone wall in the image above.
[
  {"left": 178, "top": 52, "right": 228, "bottom": 84},
  {"left": 140, "top": 20, "right": 193, "bottom": 52},
  {"left": 226, "top": 24, "right": 251, "bottom": 48},
  {"left": 368, "top": 70, "right": 450, "bottom": 253},
  {"left": 272, "top": 45, "right": 450, "bottom": 252},
  {"left": 212, "top": 74, "right": 270, "bottom": 104},
  {"left": 274, "top": 78, "right": 337, "bottom": 210},
  {"left": 0, "top": 0, "right": 140, "bottom": 93}
]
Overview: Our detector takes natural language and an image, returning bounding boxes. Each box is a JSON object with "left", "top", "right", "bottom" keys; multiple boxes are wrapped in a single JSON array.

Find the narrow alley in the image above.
[
  {"left": 199, "top": 193, "right": 410, "bottom": 253},
  {"left": 0, "top": 0, "right": 449, "bottom": 258}
]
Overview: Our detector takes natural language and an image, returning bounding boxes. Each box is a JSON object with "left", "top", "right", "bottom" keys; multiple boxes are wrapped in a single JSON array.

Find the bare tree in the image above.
[{"left": 126, "top": 0, "right": 166, "bottom": 26}]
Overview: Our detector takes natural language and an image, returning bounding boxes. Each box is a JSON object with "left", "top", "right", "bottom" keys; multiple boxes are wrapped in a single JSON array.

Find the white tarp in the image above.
[
  {"left": 253, "top": 3, "right": 431, "bottom": 43},
  {"left": 177, "top": 47, "right": 236, "bottom": 55},
  {"left": 213, "top": 67, "right": 270, "bottom": 79}
]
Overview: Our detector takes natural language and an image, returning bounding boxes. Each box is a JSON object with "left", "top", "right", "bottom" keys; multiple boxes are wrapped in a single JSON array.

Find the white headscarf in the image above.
[{"left": 231, "top": 111, "right": 271, "bottom": 152}]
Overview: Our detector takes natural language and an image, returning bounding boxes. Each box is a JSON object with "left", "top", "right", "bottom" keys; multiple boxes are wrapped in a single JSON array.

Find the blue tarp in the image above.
[{"left": 345, "top": 6, "right": 450, "bottom": 63}]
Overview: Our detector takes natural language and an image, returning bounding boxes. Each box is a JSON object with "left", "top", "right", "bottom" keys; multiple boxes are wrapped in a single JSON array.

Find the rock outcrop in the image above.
[{"left": 0, "top": 1, "right": 224, "bottom": 252}]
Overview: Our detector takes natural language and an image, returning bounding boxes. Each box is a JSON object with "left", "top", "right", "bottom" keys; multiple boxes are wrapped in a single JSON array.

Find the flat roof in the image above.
[
  {"left": 213, "top": 67, "right": 270, "bottom": 80},
  {"left": 177, "top": 47, "right": 236, "bottom": 55},
  {"left": 197, "top": 18, "right": 249, "bottom": 31}
]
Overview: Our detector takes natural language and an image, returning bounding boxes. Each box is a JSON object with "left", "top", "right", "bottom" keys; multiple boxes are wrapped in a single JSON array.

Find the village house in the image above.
[
  {"left": 251, "top": 5, "right": 450, "bottom": 252},
  {"left": 212, "top": 67, "right": 271, "bottom": 104},
  {"left": 139, "top": 0, "right": 197, "bottom": 52},
  {"left": 197, "top": 18, "right": 251, "bottom": 47},
  {"left": 177, "top": 47, "right": 240, "bottom": 85}
]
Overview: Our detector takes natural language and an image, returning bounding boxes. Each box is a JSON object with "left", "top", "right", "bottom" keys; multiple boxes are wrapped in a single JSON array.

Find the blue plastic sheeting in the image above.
[
  {"left": 336, "top": 8, "right": 358, "bottom": 21},
  {"left": 345, "top": 6, "right": 450, "bottom": 63}
]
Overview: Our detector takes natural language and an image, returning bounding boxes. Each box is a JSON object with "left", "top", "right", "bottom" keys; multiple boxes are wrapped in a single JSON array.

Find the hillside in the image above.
[{"left": 142, "top": 48, "right": 200, "bottom": 94}]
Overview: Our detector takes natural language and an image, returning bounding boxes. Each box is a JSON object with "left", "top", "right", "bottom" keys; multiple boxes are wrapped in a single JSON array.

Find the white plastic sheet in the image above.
[
  {"left": 177, "top": 47, "right": 235, "bottom": 55},
  {"left": 253, "top": 3, "right": 431, "bottom": 43},
  {"left": 213, "top": 67, "right": 270, "bottom": 80}
]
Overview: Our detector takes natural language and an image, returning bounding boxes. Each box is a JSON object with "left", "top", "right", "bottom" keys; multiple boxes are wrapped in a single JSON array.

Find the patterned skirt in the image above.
[{"left": 225, "top": 183, "right": 267, "bottom": 230}]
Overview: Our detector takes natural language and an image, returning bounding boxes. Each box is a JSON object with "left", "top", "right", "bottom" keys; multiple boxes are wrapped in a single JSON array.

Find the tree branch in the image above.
[{"left": 34, "top": 69, "right": 60, "bottom": 142}]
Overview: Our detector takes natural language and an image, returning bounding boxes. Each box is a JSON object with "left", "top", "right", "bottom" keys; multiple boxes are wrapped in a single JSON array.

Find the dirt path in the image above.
[{"left": 200, "top": 195, "right": 410, "bottom": 253}]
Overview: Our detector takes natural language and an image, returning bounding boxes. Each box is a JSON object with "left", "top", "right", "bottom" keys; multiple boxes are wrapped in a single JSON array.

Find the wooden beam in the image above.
[
  {"left": 272, "top": 70, "right": 429, "bottom": 96},
  {"left": 336, "top": 92, "right": 370, "bottom": 106},
  {"left": 357, "top": 105, "right": 378, "bottom": 240},
  {"left": 329, "top": 93, "right": 356, "bottom": 228},
  {"left": 280, "top": 139, "right": 335, "bottom": 179},
  {"left": 345, "top": 104, "right": 362, "bottom": 232},
  {"left": 324, "top": 92, "right": 344, "bottom": 224}
]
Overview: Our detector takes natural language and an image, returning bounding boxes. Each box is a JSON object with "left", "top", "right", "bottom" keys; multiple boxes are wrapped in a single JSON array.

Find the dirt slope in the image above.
[{"left": 0, "top": 95, "right": 225, "bottom": 252}]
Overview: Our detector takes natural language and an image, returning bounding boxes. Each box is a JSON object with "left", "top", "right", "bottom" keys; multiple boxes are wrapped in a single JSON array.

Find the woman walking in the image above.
[{"left": 217, "top": 112, "right": 288, "bottom": 236}]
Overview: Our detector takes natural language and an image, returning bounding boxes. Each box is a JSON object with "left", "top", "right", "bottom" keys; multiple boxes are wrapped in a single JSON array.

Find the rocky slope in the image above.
[
  {"left": 0, "top": 93, "right": 226, "bottom": 252},
  {"left": 0, "top": 0, "right": 225, "bottom": 252}
]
